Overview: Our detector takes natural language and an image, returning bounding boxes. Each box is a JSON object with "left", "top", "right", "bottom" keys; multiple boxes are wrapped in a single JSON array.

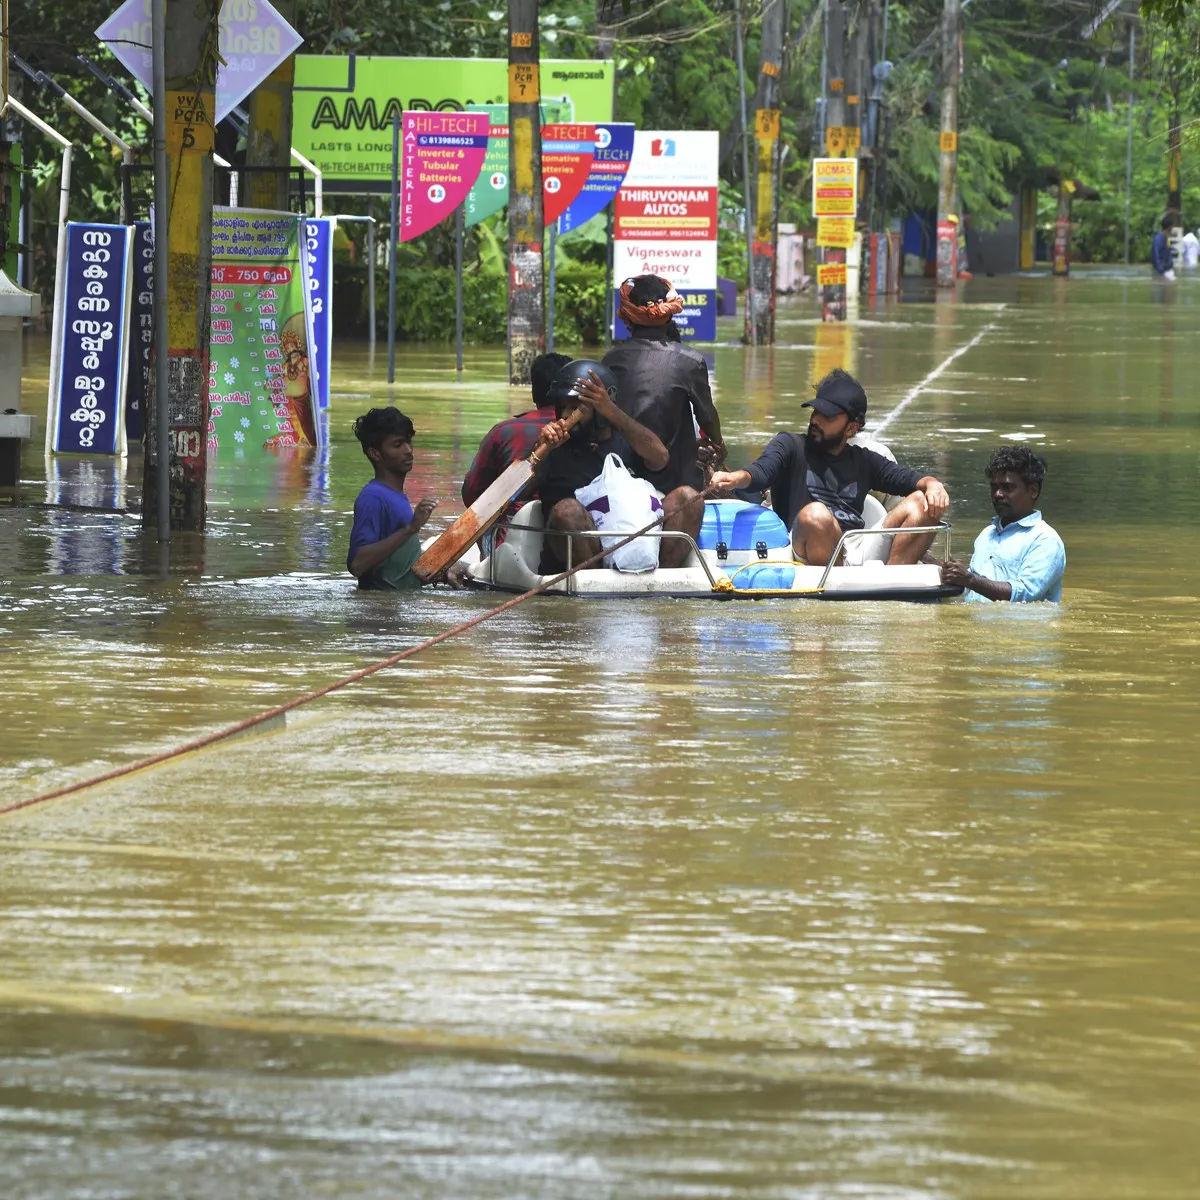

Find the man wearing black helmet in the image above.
[
  {"left": 710, "top": 368, "right": 949, "bottom": 566},
  {"left": 533, "top": 360, "right": 703, "bottom": 571}
]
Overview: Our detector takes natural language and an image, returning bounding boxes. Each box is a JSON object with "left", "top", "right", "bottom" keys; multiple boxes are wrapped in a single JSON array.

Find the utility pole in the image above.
[
  {"left": 507, "top": 0, "right": 544, "bottom": 386},
  {"left": 734, "top": 3, "right": 755, "bottom": 345},
  {"left": 1124, "top": 19, "right": 1134, "bottom": 266},
  {"left": 935, "top": 0, "right": 959, "bottom": 288},
  {"left": 748, "top": 0, "right": 786, "bottom": 345},
  {"left": 1167, "top": 87, "right": 1182, "bottom": 230},
  {"left": 143, "top": 0, "right": 220, "bottom": 533},
  {"left": 596, "top": 1, "right": 618, "bottom": 347},
  {"left": 246, "top": 0, "right": 297, "bottom": 212},
  {"left": 848, "top": 2, "right": 875, "bottom": 291},
  {"left": 0, "top": 0, "right": 11, "bottom": 271},
  {"left": 822, "top": 0, "right": 848, "bottom": 322}
]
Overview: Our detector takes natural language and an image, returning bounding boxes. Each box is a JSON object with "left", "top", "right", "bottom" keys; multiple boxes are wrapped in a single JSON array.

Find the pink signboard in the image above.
[{"left": 399, "top": 111, "right": 489, "bottom": 243}]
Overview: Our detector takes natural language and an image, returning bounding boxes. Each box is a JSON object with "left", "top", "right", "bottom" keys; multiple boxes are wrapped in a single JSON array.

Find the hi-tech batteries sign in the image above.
[
  {"left": 613, "top": 130, "right": 719, "bottom": 341},
  {"left": 292, "top": 56, "right": 613, "bottom": 193},
  {"left": 399, "top": 111, "right": 489, "bottom": 241},
  {"left": 559, "top": 122, "right": 634, "bottom": 234},
  {"left": 542, "top": 123, "right": 595, "bottom": 225}
]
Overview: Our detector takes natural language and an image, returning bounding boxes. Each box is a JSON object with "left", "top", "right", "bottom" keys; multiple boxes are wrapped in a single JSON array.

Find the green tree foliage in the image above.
[{"left": 10, "top": 0, "right": 1200, "bottom": 326}]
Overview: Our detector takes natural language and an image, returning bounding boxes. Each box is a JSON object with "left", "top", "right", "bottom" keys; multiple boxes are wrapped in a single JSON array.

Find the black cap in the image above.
[{"left": 803, "top": 369, "right": 868, "bottom": 422}]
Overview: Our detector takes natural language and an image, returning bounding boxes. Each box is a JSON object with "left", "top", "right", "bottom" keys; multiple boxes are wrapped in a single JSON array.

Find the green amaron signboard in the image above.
[{"left": 292, "top": 55, "right": 614, "bottom": 194}]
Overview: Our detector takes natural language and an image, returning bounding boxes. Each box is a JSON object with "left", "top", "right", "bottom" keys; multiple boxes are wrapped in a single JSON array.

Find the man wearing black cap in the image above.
[{"left": 709, "top": 368, "right": 949, "bottom": 566}]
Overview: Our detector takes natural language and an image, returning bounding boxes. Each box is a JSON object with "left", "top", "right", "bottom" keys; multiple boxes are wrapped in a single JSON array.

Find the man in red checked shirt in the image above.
[{"left": 460, "top": 353, "right": 572, "bottom": 507}]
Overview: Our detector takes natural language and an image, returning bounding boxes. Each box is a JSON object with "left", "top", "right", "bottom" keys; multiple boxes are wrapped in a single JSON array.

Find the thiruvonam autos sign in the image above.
[
  {"left": 614, "top": 131, "right": 719, "bottom": 342},
  {"left": 292, "top": 55, "right": 614, "bottom": 193}
]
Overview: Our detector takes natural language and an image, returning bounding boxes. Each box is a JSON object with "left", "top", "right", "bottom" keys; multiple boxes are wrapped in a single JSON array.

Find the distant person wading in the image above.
[{"left": 602, "top": 275, "right": 727, "bottom": 493}]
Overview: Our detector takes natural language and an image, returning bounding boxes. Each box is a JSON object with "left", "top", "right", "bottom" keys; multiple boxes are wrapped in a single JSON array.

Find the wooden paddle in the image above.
[{"left": 412, "top": 405, "right": 588, "bottom": 583}]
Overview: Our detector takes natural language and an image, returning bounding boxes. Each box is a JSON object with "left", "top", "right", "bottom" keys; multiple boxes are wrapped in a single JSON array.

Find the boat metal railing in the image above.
[
  {"left": 490, "top": 520, "right": 719, "bottom": 592},
  {"left": 489, "top": 518, "right": 953, "bottom": 595},
  {"left": 818, "top": 522, "right": 952, "bottom": 589}
]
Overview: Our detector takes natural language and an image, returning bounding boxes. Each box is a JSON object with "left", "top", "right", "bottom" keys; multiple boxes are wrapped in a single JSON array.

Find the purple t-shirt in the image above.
[{"left": 348, "top": 479, "right": 414, "bottom": 581}]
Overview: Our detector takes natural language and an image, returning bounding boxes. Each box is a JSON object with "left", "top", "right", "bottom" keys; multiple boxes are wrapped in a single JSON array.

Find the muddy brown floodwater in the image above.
[{"left": 2, "top": 272, "right": 1199, "bottom": 1198}]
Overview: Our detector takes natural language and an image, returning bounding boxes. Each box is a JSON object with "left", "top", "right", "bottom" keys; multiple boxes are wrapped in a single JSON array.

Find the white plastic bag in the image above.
[{"left": 574, "top": 453, "right": 663, "bottom": 572}]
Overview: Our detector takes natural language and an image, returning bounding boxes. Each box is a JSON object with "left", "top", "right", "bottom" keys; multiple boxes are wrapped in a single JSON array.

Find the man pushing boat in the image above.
[{"left": 709, "top": 369, "right": 950, "bottom": 566}]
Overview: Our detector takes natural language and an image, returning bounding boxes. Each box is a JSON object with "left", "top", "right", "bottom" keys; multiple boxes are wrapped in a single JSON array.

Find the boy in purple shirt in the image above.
[{"left": 347, "top": 407, "right": 466, "bottom": 590}]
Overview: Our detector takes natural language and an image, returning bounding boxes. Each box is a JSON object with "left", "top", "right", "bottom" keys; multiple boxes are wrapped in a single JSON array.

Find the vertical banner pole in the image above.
[
  {"left": 455, "top": 204, "right": 464, "bottom": 376},
  {"left": 150, "top": 0, "right": 170, "bottom": 542},
  {"left": 605, "top": 206, "right": 613, "bottom": 350},
  {"left": 388, "top": 113, "right": 399, "bottom": 385},
  {"left": 547, "top": 220, "right": 557, "bottom": 353},
  {"left": 1124, "top": 21, "right": 1135, "bottom": 267},
  {"left": 735, "top": 3, "right": 756, "bottom": 345},
  {"left": 367, "top": 217, "right": 377, "bottom": 353}
]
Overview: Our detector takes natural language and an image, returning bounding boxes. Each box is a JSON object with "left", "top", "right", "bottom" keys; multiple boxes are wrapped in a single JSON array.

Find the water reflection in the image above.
[{"left": 5, "top": 281, "right": 1200, "bottom": 1198}]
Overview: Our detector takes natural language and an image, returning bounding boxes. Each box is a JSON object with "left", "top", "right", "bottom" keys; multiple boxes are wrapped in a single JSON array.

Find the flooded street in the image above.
[{"left": 2, "top": 272, "right": 1199, "bottom": 1198}]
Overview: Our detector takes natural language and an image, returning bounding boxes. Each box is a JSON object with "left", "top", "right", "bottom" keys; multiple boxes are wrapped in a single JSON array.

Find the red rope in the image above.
[{"left": 2, "top": 492, "right": 714, "bottom": 817}]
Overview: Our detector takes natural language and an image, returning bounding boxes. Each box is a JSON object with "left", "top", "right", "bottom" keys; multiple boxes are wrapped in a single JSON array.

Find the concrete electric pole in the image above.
[
  {"left": 506, "top": 0, "right": 544, "bottom": 386},
  {"left": 143, "top": 0, "right": 220, "bottom": 534},
  {"left": 822, "top": 0, "right": 848, "bottom": 321},
  {"left": 748, "top": 0, "right": 786, "bottom": 345},
  {"left": 935, "top": 0, "right": 960, "bottom": 288}
]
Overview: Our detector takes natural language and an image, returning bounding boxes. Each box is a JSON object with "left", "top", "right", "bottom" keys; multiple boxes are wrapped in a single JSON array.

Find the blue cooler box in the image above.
[{"left": 698, "top": 500, "right": 790, "bottom": 553}]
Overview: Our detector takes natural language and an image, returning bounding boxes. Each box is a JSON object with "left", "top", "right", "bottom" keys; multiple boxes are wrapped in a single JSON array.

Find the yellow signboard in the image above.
[
  {"left": 817, "top": 217, "right": 856, "bottom": 249},
  {"left": 940, "top": 130, "right": 957, "bottom": 153},
  {"left": 824, "top": 125, "right": 860, "bottom": 156},
  {"left": 812, "top": 157, "right": 858, "bottom": 218},
  {"left": 508, "top": 62, "right": 539, "bottom": 102},
  {"left": 755, "top": 108, "right": 781, "bottom": 141},
  {"left": 817, "top": 262, "right": 848, "bottom": 287}
]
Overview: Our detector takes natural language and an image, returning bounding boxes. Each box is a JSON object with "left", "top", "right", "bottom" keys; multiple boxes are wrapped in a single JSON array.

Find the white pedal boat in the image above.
[{"left": 463, "top": 498, "right": 962, "bottom": 602}]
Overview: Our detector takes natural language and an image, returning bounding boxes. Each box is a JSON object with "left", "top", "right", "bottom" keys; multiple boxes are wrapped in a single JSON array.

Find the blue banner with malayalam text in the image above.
[
  {"left": 304, "top": 218, "right": 333, "bottom": 410},
  {"left": 50, "top": 222, "right": 132, "bottom": 455},
  {"left": 559, "top": 122, "right": 634, "bottom": 234},
  {"left": 125, "top": 221, "right": 153, "bottom": 444}
]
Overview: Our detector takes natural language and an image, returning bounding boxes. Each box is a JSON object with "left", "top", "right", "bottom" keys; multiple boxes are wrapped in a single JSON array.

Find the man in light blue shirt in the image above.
[{"left": 941, "top": 446, "right": 1065, "bottom": 603}]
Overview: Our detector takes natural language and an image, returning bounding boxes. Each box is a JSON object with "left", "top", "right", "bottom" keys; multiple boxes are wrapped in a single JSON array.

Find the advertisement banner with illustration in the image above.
[
  {"left": 399, "top": 111, "right": 489, "bottom": 242},
  {"left": 613, "top": 130, "right": 719, "bottom": 342},
  {"left": 207, "top": 208, "right": 320, "bottom": 455},
  {"left": 463, "top": 99, "right": 573, "bottom": 227},
  {"left": 292, "top": 56, "right": 613, "bottom": 193},
  {"left": 47, "top": 222, "right": 133, "bottom": 456},
  {"left": 541, "top": 123, "right": 595, "bottom": 226},
  {"left": 559, "top": 122, "right": 634, "bottom": 234}
]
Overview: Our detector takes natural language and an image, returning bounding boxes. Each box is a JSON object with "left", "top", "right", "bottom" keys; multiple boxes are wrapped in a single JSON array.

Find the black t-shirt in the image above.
[
  {"left": 602, "top": 331, "right": 721, "bottom": 494},
  {"left": 744, "top": 433, "right": 923, "bottom": 531},
  {"left": 537, "top": 429, "right": 638, "bottom": 515}
]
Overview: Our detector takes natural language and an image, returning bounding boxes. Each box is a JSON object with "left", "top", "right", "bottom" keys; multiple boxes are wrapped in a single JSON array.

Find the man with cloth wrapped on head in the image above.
[{"left": 602, "top": 274, "right": 727, "bottom": 493}]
